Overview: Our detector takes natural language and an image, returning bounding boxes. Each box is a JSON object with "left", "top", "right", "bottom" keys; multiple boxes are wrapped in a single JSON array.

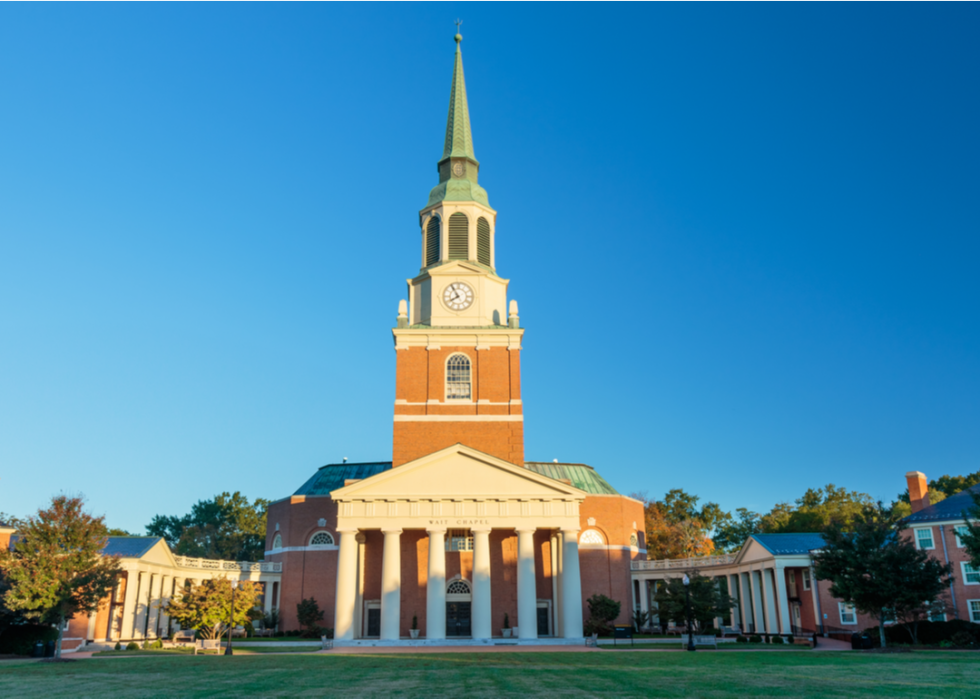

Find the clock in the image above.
[
  {"left": 452, "top": 160, "right": 466, "bottom": 178},
  {"left": 443, "top": 281, "right": 474, "bottom": 311}
]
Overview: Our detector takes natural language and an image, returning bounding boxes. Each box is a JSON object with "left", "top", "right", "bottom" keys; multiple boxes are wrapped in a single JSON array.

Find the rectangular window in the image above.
[
  {"left": 954, "top": 525, "right": 971, "bottom": 548},
  {"left": 839, "top": 602, "right": 857, "bottom": 625},
  {"left": 802, "top": 569, "right": 811, "bottom": 591},
  {"left": 970, "top": 600, "right": 980, "bottom": 623},
  {"left": 915, "top": 528, "right": 935, "bottom": 550},
  {"left": 928, "top": 607, "right": 946, "bottom": 622},
  {"left": 788, "top": 571, "right": 797, "bottom": 598},
  {"left": 446, "top": 529, "right": 474, "bottom": 552},
  {"left": 962, "top": 562, "right": 980, "bottom": 585}
]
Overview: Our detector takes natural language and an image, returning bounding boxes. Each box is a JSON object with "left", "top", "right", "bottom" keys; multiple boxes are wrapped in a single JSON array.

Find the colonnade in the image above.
[{"left": 334, "top": 526, "right": 584, "bottom": 641}]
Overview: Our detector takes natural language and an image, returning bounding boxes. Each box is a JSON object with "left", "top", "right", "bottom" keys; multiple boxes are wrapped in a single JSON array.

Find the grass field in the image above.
[{"left": 0, "top": 650, "right": 977, "bottom": 698}]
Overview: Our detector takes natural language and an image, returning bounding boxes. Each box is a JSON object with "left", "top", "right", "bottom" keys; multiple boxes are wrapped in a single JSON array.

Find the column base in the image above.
[{"left": 332, "top": 637, "right": 587, "bottom": 648}]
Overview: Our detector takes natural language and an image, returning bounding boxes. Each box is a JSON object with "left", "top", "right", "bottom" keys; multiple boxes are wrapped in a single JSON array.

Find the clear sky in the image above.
[{"left": 1, "top": 3, "right": 978, "bottom": 535}]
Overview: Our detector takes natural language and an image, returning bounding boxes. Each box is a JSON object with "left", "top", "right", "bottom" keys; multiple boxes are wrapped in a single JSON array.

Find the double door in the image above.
[{"left": 446, "top": 601, "right": 471, "bottom": 637}]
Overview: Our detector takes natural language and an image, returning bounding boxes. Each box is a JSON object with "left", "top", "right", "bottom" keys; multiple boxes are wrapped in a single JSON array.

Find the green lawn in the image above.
[{"left": 0, "top": 651, "right": 976, "bottom": 698}]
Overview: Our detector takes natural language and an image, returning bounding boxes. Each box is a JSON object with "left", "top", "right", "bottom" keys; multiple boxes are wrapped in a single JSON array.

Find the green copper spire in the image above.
[{"left": 426, "top": 32, "right": 490, "bottom": 209}]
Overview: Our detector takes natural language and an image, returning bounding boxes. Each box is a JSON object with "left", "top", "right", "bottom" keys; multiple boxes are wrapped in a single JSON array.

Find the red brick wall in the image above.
[
  {"left": 903, "top": 523, "right": 975, "bottom": 622},
  {"left": 578, "top": 495, "right": 645, "bottom": 626},
  {"left": 392, "top": 421, "right": 524, "bottom": 468}
]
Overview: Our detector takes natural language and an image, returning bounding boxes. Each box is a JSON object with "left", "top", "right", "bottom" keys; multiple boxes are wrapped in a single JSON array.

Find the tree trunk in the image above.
[
  {"left": 55, "top": 614, "right": 65, "bottom": 660},
  {"left": 879, "top": 612, "right": 887, "bottom": 649}
]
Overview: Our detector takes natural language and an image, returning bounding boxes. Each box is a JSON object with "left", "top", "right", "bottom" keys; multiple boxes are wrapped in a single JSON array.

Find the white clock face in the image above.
[
  {"left": 452, "top": 160, "right": 465, "bottom": 177},
  {"left": 443, "top": 281, "right": 474, "bottom": 311}
]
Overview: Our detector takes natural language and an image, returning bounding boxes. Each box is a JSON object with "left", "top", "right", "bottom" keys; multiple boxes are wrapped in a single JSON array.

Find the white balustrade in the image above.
[{"left": 173, "top": 555, "right": 282, "bottom": 573}]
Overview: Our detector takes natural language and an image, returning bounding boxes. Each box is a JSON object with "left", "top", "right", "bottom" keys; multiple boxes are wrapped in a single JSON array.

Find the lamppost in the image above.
[
  {"left": 225, "top": 580, "right": 239, "bottom": 656},
  {"left": 683, "top": 574, "right": 695, "bottom": 652}
]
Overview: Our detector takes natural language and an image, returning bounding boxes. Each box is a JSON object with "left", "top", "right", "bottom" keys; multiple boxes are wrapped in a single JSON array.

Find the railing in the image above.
[
  {"left": 631, "top": 553, "right": 738, "bottom": 571},
  {"left": 173, "top": 556, "right": 282, "bottom": 573}
]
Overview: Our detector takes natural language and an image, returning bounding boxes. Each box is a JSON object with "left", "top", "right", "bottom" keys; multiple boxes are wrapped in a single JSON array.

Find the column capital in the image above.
[
  {"left": 381, "top": 528, "right": 403, "bottom": 536},
  {"left": 470, "top": 526, "right": 492, "bottom": 534},
  {"left": 426, "top": 527, "right": 448, "bottom": 535},
  {"left": 337, "top": 527, "right": 360, "bottom": 535},
  {"left": 515, "top": 527, "right": 536, "bottom": 535}
]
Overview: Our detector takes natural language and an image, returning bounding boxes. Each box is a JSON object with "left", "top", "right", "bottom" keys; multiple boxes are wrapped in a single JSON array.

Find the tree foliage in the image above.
[
  {"left": 812, "top": 503, "right": 953, "bottom": 648},
  {"left": 164, "top": 577, "right": 260, "bottom": 640},
  {"left": 146, "top": 492, "right": 269, "bottom": 561},
  {"left": 641, "top": 489, "right": 727, "bottom": 560},
  {"left": 0, "top": 495, "right": 121, "bottom": 658},
  {"left": 296, "top": 597, "right": 324, "bottom": 637},
  {"left": 960, "top": 490, "right": 980, "bottom": 569},
  {"left": 652, "top": 572, "right": 733, "bottom": 632},
  {"left": 584, "top": 593, "right": 621, "bottom": 636}
]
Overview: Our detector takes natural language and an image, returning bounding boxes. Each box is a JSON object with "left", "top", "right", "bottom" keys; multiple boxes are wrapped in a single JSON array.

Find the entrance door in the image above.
[
  {"left": 446, "top": 602, "right": 471, "bottom": 637},
  {"left": 791, "top": 604, "right": 802, "bottom": 632},
  {"left": 367, "top": 608, "right": 381, "bottom": 637},
  {"left": 537, "top": 606, "right": 550, "bottom": 636}
]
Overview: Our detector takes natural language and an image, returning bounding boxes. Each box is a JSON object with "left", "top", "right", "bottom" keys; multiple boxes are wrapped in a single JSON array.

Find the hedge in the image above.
[
  {"left": 863, "top": 620, "right": 980, "bottom": 646},
  {"left": 0, "top": 624, "right": 59, "bottom": 656}
]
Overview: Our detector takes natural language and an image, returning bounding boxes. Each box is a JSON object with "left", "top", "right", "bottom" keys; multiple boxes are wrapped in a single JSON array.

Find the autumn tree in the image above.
[
  {"left": 640, "top": 489, "right": 728, "bottom": 560},
  {"left": 813, "top": 503, "right": 952, "bottom": 648},
  {"left": 0, "top": 496, "right": 121, "bottom": 658},
  {"left": 146, "top": 492, "right": 269, "bottom": 561},
  {"left": 164, "top": 577, "right": 260, "bottom": 640}
]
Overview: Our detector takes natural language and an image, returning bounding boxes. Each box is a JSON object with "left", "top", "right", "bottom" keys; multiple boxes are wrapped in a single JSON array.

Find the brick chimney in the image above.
[{"left": 907, "top": 471, "right": 931, "bottom": 513}]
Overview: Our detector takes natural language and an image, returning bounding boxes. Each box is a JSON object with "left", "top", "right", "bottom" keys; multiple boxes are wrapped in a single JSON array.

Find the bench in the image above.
[
  {"left": 194, "top": 639, "right": 222, "bottom": 655},
  {"left": 585, "top": 633, "right": 599, "bottom": 648},
  {"left": 321, "top": 635, "right": 333, "bottom": 651},
  {"left": 682, "top": 634, "right": 718, "bottom": 649}
]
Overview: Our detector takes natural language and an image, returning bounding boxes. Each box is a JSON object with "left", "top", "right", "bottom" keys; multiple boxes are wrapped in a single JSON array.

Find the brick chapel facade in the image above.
[{"left": 264, "top": 33, "right": 643, "bottom": 643}]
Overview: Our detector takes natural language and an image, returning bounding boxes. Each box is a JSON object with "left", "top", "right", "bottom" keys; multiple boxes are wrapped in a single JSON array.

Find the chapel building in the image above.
[{"left": 264, "top": 33, "right": 645, "bottom": 643}]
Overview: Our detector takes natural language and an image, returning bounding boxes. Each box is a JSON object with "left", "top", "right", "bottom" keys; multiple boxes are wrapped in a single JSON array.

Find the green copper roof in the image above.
[
  {"left": 525, "top": 462, "right": 621, "bottom": 496},
  {"left": 295, "top": 462, "right": 393, "bottom": 497},
  {"left": 443, "top": 34, "right": 476, "bottom": 162},
  {"left": 426, "top": 33, "right": 490, "bottom": 209}
]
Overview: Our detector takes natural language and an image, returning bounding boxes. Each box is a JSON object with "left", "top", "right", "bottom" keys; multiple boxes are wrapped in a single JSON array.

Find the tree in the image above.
[
  {"left": 296, "top": 597, "right": 324, "bottom": 637},
  {"left": 642, "top": 489, "right": 729, "bottom": 560},
  {"left": 652, "top": 572, "right": 733, "bottom": 632},
  {"left": 813, "top": 503, "right": 953, "bottom": 648},
  {"left": 960, "top": 490, "right": 980, "bottom": 569},
  {"left": 0, "top": 495, "right": 121, "bottom": 658},
  {"left": 146, "top": 492, "right": 270, "bottom": 561},
  {"left": 894, "top": 599, "right": 949, "bottom": 646},
  {"left": 713, "top": 508, "right": 762, "bottom": 552},
  {"left": 584, "top": 593, "right": 621, "bottom": 637},
  {"left": 164, "top": 577, "right": 260, "bottom": 640}
]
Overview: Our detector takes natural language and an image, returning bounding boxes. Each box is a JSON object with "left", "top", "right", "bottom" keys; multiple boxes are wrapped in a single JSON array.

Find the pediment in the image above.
[
  {"left": 734, "top": 537, "right": 775, "bottom": 565},
  {"left": 141, "top": 539, "right": 179, "bottom": 567},
  {"left": 330, "top": 444, "right": 584, "bottom": 501}
]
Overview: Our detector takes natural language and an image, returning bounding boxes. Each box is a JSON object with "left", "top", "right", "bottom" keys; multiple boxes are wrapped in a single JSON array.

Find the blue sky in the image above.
[{"left": 1, "top": 4, "right": 978, "bottom": 534}]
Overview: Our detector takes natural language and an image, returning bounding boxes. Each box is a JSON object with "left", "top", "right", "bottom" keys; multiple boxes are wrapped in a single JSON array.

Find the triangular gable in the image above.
[
  {"left": 140, "top": 539, "right": 179, "bottom": 567},
  {"left": 331, "top": 443, "right": 585, "bottom": 501},
  {"left": 733, "top": 536, "right": 776, "bottom": 566}
]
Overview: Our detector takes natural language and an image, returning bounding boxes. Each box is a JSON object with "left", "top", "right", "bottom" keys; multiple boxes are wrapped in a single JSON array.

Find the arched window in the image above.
[
  {"left": 477, "top": 217, "right": 491, "bottom": 266},
  {"left": 447, "top": 579, "right": 471, "bottom": 595},
  {"left": 446, "top": 354, "right": 471, "bottom": 400},
  {"left": 425, "top": 216, "right": 441, "bottom": 266},
  {"left": 580, "top": 529, "right": 605, "bottom": 545},
  {"left": 309, "top": 531, "right": 335, "bottom": 546},
  {"left": 448, "top": 212, "right": 469, "bottom": 260},
  {"left": 272, "top": 534, "right": 283, "bottom": 550}
]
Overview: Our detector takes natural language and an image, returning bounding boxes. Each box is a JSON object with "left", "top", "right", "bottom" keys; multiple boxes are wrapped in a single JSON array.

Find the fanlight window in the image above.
[
  {"left": 272, "top": 534, "right": 283, "bottom": 550},
  {"left": 448, "top": 212, "right": 469, "bottom": 260},
  {"left": 309, "top": 531, "right": 334, "bottom": 546},
  {"left": 425, "top": 216, "right": 441, "bottom": 266},
  {"left": 447, "top": 580, "right": 471, "bottom": 595},
  {"left": 446, "top": 354, "right": 472, "bottom": 400},
  {"left": 580, "top": 529, "right": 605, "bottom": 545},
  {"left": 477, "top": 217, "right": 491, "bottom": 266},
  {"left": 445, "top": 528, "right": 474, "bottom": 551}
]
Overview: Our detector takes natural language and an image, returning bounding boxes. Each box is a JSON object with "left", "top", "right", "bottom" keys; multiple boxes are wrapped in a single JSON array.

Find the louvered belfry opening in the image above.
[
  {"left": 448, "top": 212, "right": 469, "bottom": 260},
  {"left": 477, "top": 217, "right": 491, "bottom": 266},
  {"left": 425, "top": 216, "right": 441, "bottom": 266}
]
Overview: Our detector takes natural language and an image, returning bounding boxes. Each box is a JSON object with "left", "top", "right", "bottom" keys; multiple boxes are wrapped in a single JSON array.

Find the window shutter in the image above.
[
  {"left": 426, "top": 217, "right": 441, "bottom": 266},
  {"left": 477, "top": 217, "right": 491, "bottom": 266},
  {"left": 448, "top": 213, "right": 469, "bottom": 260}
]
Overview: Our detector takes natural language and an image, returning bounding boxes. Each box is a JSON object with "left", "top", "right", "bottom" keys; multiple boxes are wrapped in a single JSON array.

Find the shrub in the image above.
[
  {"left": 0, "top": 624, "right": 59, "bottom": 656},
  {"left": 126, "top": 642, "right": 139, "bottom": 651},
  {"left": 735, "top": 635, "right": 748, "bottom": 643},
  {"left": 951, "top": 631, "right": 975, "bottom": 647},
  {"left": 150, "top": 639, "right": 163, "bottom": 650},
  {"left": 865, "top": 620, "right": 980, "bottom": 647},
  {"left": 584, "top": 594, "right": 621, "bottom": 637},
  {"left": 114, "top": 642, "right": 121, "bottom": 651},
  {"left": 297, "top": 597, "right": 324, "bottom": 638},
  {"left": 749, "top": 634, "right": 762, "bottom": 644},
  {"left": 322, "top": 627, "right": 334, "bottom": 640},
  {"left": 770, "top": 635, "right": 784, "bottom": 645}
]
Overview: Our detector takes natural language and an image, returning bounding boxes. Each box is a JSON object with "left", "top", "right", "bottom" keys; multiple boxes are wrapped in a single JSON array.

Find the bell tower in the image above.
[{"left": 391, "top": 32, "right": 524, "bottom": 468}]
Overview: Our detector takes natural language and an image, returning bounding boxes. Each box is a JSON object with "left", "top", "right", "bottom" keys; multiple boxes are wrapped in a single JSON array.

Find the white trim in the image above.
[
  {"left": 968, "top": 600, "right": 980, "bottom": 623},
  {"left": 961, "top": 561, "right": 980, "bottom": 585},
  {"left": 393, "top": 415, "right": 523, "bottom": 422},
  {"left": 308, "top": 530, "right": 335, "bottom": 547},
  {"left": 838, "top": 602, "right": 857, "bottom": 625},
  {"left": 954, "top": 525, "right": 970, "bottom": 548},
  {"left": 265, "top": 545, "right": 339, "bottom": 555},
  {"left": 914, "top": 527, "right": 935, "bottom": 550}
]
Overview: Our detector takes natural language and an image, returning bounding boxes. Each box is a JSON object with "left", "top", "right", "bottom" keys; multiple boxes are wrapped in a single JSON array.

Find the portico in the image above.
[{"left": 329, "top": 444, "right": 586, "bottom": 645}]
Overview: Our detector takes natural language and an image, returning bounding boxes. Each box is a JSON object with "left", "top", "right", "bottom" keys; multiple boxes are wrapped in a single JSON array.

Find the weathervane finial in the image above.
[{"left": 454, "top": 19, "right": 463, "bottom": 43}]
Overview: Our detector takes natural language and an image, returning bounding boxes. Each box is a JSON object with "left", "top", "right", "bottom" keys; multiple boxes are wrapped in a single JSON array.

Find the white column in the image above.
[
  {"left": 750, "top": 571, "right": 765, "bottom": 635},
  {"left": 157, "top": 575, "right": 172, "bottom": 637},
  {"left": 561, "top": 529, "right": 584, "bottom": 639},
  {"left": 263, "top": 579, "right": 274, "bottom": 616},
  {"left": 86, "top": 611, "right": 97, "bottom": 642},
  {"left": 380, "top": 529, "right": 402, "bottom": 641},
  {"left": 774, "top": 565, "right": 792, "bottom": 634},
  {"left": 426, "top": 528, "right": 447, "bottom": 640},
  {"left": 809, "top": 566, "right": 823, "bottom": 633},
  {"left": 354, "top": 533, "right": 366, "bottom": 639},
  {"left": 517, "top": 528, "right": 538, "bottom": 640},
  {"left": 550, "top": 532, "right": 562, "bottom": 638},
  {"left": 471, "top": 527, "right": 492, "bottom": 639},
  {"left": 761, "top": 569, "right": 777, "bottom": 634},
  {"left": 333, "top": 529, "right": 359, "bottom": 641},
  {"left": 131, "top": 572, "right": 149, "bottom": 640},
  {"left": 737, "top": 572, "right": 751, "bottom": 632}
]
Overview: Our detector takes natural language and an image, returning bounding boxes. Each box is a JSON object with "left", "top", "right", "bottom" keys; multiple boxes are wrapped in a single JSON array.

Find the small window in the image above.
[
  {"left": 954, "top": 525, "right": 971, "bottom": 548},
  {"left": 629, "top": 533, "right": 639, "bottom": 548},
  {"left": 447, "top": 579, "right": 471, "bottom": 595},
  {"left": 969, "top": 600, "right": 980, "bottom": 623},
  {"left": 839, "top": 603, "right": 857, "bottom": 625},
  {"left": 476, "top": 217, "right": 491, "bottom": 266},
  {"left": 580, "top": 529, "right": 605, "bottom": 545},
  {"left": 963, "top": 562, "right": 980, "bottom": 585},
  {"left": 272, "top": 534, "right": 282, "bottom": 550},
  {"left": 446, "top": 354, "right": 472, "bottom": 400},
  {"left": 309, "top": 531, "right": 335, "bottom": 546},
  {"left": 788, "top": 571, "right": 798, "bottom": 598},
  {"left": 448, "top": 212, "right": 469, "bottom": 260},
  {"left": 802, "top": 569, "right": 811, "bottom": 591},
  {"left": 915, "top": 528, "right": 934, "bottom": 550},
  {"left": 446, "top": 529, "right": 473, "bottom": 552},
  {"left": 928, "top": 606, "right": 946, "bottom": 622},
  {"left": 425, "top": 216, "right": 441, "bottom": 266}
]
